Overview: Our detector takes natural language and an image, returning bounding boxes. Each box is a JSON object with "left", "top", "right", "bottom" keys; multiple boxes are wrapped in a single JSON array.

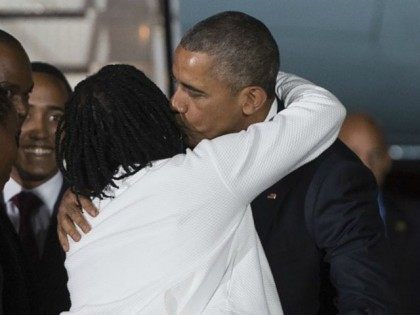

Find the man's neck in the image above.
[
  {"left": 10, "top": 167, "right": 57, "bottom": 190},
  {"left": 242, "top": 97, "right": 274, "bottom": 128}
]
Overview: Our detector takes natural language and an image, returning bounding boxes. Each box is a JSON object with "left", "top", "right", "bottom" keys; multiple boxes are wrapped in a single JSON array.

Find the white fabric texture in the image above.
[
  {"left": 63, "top": 72, "right": 346, "bottom": 315},
  {"left": 3, "top": 171, "right": 63, "bottom": 253}
]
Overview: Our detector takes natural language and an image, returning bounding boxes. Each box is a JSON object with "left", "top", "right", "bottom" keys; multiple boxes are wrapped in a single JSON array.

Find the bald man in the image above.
[
  {"left": 340, "top": 113, "right": 420, "bottom": 314},
  {"left": 340, "top": 113, "right": 392, "bottom": 222},
  {"left": 340, "top": 113, "right": 391, "bottom": 188}
]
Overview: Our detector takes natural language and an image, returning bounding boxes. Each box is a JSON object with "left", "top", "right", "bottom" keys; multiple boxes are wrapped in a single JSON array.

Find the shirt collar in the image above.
[
  {"left": 265, "top": 98, "right": 278, "bottom": 122},
  {"left": 3, "top": 172, "right": 63, "bottom": 215}
]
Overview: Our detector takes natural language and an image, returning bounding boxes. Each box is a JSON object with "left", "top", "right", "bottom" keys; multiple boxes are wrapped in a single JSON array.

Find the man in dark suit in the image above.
[
  {"left": 253, "top": 119, "right": 393, "bottom": 313},
  {"left": 0, "top": 29, "right": 33, "bottom": 315},
  {"left": 341, "top": 113, "right": 419, "bottom": 314},
  {"left": 57, "top": 12, "right": 395, "bottom": 314},
  {"left": 2, "top": 62, "right": 71, "bottom": 314},
  {"left": 339, "top": 114, "right": 392, "bottom": 221},
  {"left": 1, "top": 87, "right": 22, "bottom": 315}
]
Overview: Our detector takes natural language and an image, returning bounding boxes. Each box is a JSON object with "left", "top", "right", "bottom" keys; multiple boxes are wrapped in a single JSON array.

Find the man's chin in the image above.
[
  {"left": 14, "top": 165, "right": 58, "bottom": 184},
  {"left": 174, "top": 119, "right": 205, "bottom": 148}
]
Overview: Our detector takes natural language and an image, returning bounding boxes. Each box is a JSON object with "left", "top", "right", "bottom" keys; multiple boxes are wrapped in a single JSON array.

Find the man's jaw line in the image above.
[{"left": 10, "top": 165, "right": 59, "bottom": 189}]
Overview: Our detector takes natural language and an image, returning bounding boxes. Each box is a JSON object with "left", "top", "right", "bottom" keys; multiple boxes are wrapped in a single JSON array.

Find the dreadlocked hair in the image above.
[{"left": 56, "top": 64, "right": 185, "bottom": 200}]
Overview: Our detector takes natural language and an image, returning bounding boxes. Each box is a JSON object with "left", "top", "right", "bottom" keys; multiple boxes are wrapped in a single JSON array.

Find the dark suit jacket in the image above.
[
  {"left": 252, "top": 140, "right": 396, "bottom": 314},
  {"left": 0, "top": 265, "right": 3, "bottom": 315},
  {"left": 1, "top": 184, "right": 70, "bottom": 315},
  {"left": 385, "top": 193, "right": 420, "bottom": 315},
  {"left": 0, "top": 201, "right": 31, "bottom": 314}
]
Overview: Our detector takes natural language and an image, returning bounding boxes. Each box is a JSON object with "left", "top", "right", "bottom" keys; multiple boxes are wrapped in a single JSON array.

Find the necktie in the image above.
[{"left": 11, "top": 191, "right": 43, "bottom": 264}]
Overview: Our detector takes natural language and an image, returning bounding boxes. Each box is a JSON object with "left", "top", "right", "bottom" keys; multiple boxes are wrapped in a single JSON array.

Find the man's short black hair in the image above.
[
  {"left": 31, "top": 62, "right": 72, "bottom": 96},
  {"left": 180, "top": 11, "right": 280, "bottom": 98}
]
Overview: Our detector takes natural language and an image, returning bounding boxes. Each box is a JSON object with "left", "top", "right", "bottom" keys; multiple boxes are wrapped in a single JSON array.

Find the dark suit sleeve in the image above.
[
  {"left": 309, "top": 160, "right": 397, "bottom": 314},
  {"left": 0, "top": 265, "right": 3, "bottom": 315}
]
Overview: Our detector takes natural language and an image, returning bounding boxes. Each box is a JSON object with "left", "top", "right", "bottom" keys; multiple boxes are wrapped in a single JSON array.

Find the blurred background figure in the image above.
[
  {"left": 0, "top": 29, "right": 33, "bottom": 315},
  {"left": 0, "top": 29, "right": 32, "bottom": 124},
  {"left": 340, "top": 113, "right": 391, "bottom": 220},
  {"left": 340, "top": 113, "right": 420, "bottom": 314},
  {"left": 0, "top": 87, "right": 18, "bottom": 192},
  {"left": 2, "top": 62, "right": 71, "bottom": 314},
  {"left": 0, "top": 87, "right": 19, "bottom": 315}
]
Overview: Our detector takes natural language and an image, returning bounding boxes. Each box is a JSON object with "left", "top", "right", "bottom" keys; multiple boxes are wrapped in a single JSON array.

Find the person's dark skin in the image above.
[
  {"left": 0, "top": 41, "right": 33, "bottom": 189},
  {"left": 0, "top": 42, "right": 33, "bottom": 124},
  {"left": 0, "top": 106, "right": 18, "bottom": 191},
  {"left": 57, "top": 191, "right": 97, "bottom": 251},
  {"left": 57, "top": 46, "right": 272, "bottom": 251},
  {"left": 0, "top": 40, "right": 33, "bottom": 315},
  {"left": 10, "top": 71, "right": 68, "bottom": 189},
  {"left": 339, "top": 113, "right": 391, "bottom": 187}
]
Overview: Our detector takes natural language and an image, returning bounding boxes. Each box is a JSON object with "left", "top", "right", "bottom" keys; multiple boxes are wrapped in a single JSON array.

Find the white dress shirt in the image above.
[
  {"left": 63, "top": 72, "right": 345, "bottom": 315},
  {"left": 3, "top": 171, "right": 63, "bottom": 253}
]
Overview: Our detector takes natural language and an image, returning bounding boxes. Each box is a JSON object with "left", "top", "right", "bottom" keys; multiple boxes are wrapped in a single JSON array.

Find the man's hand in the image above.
[{"left": 57, "top": 189, "right": 98, "bottom": 252}]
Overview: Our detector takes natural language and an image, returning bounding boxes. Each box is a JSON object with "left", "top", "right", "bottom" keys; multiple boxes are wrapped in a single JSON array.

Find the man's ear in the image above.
[{"left": 240, "top": 86, "right": 268, "bottom": 116}]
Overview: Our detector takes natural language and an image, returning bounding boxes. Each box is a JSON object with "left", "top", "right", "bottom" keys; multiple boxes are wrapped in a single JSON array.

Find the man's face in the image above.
[
  {"left": 13, "top": 72, "right": 68, "bottom": 184},
  {"left": 171, "top": 47, "right": 246, "bottom": 147},
  {"left": 340, "top": 124, "right": 391, "bottom": 186},
  {"left": 0, "top": 108, "right": 18, "bottom": 190},
  {"left": 0, "top": 44, "right": 33, "bottom": 125}
]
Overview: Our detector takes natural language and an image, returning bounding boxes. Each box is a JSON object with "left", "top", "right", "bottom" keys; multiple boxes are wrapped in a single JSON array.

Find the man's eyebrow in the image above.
[
  {"left": 0, "top": 81, "right": 19, "bottom": 91},
  {"left": 181, "top": 82, "right": 206, "bottom": 95},
  {"left": 28, "top": 104, "right": 65, "bottom": 112},
  {"left": 46, "top": 105, "right": 65, "bottom": 112},
  {"left": 0, "top": 81, "right": 34, "bottom": 94}
]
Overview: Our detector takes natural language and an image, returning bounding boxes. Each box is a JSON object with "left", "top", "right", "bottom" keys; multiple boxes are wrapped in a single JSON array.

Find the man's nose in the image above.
[
  {"left": 171, "top": 90, "right": 187, "bottom": 114},
  {"left": 26, "top": 116, "right": 49, "bottom": 140}
]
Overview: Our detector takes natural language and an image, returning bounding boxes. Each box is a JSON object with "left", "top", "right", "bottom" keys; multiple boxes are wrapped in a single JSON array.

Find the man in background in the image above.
[
  {"left": 0, "top": 88, "right": 18, "bottom": 192},
  {"left": 0, "top": 29, "right": 33, "bottom": 314},
  {"left": 340, "top": 113, "right": 391, "bottom": 221},
  {"left": 57, "top": 12, "right": 395, "bottom": 314},
  {"left": 340, "top": 113, "right": 420, "bottom": 314},
  {"left": 2, "top": 62, "right": 71, "bottom": 314},
  {"left": 0, "top": 87, "right": 19, "bottom": 314}
]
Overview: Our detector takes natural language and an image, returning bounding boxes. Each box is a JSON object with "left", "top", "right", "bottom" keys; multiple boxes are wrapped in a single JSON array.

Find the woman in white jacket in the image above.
[{"left": 58, "top": 64, "right": 345, "bottom": 314}]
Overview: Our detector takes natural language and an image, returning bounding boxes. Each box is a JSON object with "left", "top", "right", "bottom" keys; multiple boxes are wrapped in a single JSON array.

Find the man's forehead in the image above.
[
  {"left": 174, "top": 47, "right": 215, "bottom": 70},
  {"left": 0, "top": 52, "right": 33, "bottom": 91},
  {"left": 0, "top": 42, "right": 31, "bottom": 67},
  {"left": 29, "top": 74, "right": 69, "bottom": 108},
  {"left": 173, "top": 53, "right": 219, "bottom": 87}
]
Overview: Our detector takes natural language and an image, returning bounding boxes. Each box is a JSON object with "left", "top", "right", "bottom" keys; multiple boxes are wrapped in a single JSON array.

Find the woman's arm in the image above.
[{"left": 193, "top": 72, "right": 346, "bottom": 204}]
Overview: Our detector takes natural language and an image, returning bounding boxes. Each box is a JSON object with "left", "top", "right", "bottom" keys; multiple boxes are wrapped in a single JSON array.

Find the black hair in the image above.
[
  {"left": 56, "top": 64, "right": 185, "bottom": 200},
  {"left": 180, "top": 11, "right": 279, "bottom": 98},
  {"left": 0, "top": 86, "right": 13, "bottom": 124},
  {"left": 31, "top": 62, "right": 73, "bottom": 96}
]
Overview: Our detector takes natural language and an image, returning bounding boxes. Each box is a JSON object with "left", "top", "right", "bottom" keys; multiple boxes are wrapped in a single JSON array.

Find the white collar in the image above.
[
  {"left": 3, "top": 172, "right": 63, "bottom": 215},
  {"left": 265, "top": 99, "right": 278, "bottom": 122}
]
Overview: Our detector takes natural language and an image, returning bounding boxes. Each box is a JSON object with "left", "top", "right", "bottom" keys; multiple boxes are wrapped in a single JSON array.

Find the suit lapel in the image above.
[
  {"left": 276, "top": 96, "right": 285, "bottom": 112},
  {"left": 251, "top": 97, "right": 286, "bottom": 244},
  {"left": 0, "top": 194, "right": 31, "bottom": 313},
  {"left": 252, "top": 183, "right": 286, "bottom": 245},
  {"left": 0, "top": 193, "right": 20, "bottom": 243},
  {"left": 40, "top": 182, "right": 67, "bottom": 262}
]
